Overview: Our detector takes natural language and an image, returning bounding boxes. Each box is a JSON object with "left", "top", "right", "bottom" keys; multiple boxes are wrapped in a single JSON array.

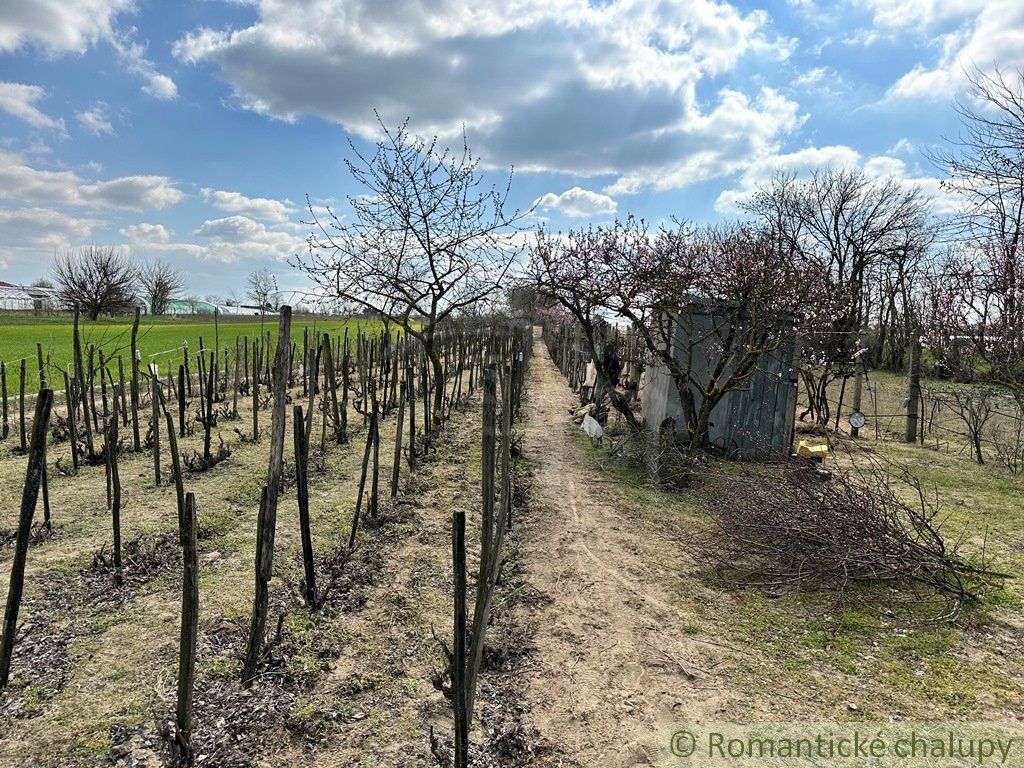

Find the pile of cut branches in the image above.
[{"left": 695, "top": 454, "right": 1008, "bottom": 620}]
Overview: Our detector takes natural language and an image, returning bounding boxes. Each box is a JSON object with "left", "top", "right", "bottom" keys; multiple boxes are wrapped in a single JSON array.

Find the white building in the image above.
[{"left": 0, "top": 283, "right": 37, "bottom": 311}]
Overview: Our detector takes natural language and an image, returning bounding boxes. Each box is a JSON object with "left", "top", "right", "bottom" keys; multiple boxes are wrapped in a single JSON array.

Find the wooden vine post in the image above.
[
  {"left": 175, "top": 492, "right": 199, "bottom": 762},
  {"left": 27, "top": 343, "right": 51, "bottom": 529},
  {"left": 242, "top": 306, "right": 292, "bottom": 685},
  {"left": 322, "top": 333, "right": 343, "bottom": 445},
  {"left": 150, "top": 363, "right": 162, "bottom": 485},
  {"left": 465, "top": 365, "right": 497, "bottom": 722},
  {"left": 0, "top": 389, "right": 54, "bottom": 688},
  {"left": 130, "top": 308, "right": 142, "bottom": 451},
  {"left": 293, "top": 405, "right": 316, "bottom": 608},
  {"left": 72, "top": 311, "right": 98, "bottom": 460},
  {"left": 390, "top": 381, "right": 406, "bottom": 499},
  {"left": 107, "top": 388, "right": 123, "bottom": 586},
  {"left": 1, "top": 362, "right": 7, "bottom": 440},
  {"left": 905, "top": 338, "right": 921, "bottom": 444},
  {"left": 178, "top": 365, "right": 187, "bottom": 437},
  {"left": 451, "top": 509, "right": 469, "bottom": 768},
  {"left": 18, "top": 358, "right": 27, "bottom": 452}
]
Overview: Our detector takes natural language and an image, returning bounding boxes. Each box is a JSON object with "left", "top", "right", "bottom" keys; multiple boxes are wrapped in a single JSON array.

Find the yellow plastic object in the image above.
[{"left": 796, "top": 440, "right": 829, "bottom": 460}]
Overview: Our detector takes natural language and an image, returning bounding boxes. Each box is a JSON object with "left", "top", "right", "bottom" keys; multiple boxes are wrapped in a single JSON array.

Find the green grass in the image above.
[
  {"left": 577, "top": 413, "right": 1024, "bottom": 720},
  {"left": 0, "top": 312, "right": 387, "bottom": 391}
]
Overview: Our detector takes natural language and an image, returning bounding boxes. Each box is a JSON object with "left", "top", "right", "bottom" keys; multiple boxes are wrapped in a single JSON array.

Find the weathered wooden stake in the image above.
[
  {"left": 348, "top": 413, "right": 375, "bottom": 550},
  {"left": 175, "top": 491, "right": 199, "bottom": 763},
  {"left": 108, "top": 389, "right": 123, "bottom": 586},
  {"left": 390, "top": 382, "right": 406, "bottom": 499},
  {"left": 130, "top": 308, "right": 141, "bottom": 451},
  {"left": 1, "top": 362, "right": 7, "bottom": 440},
  {"left": 18, "top": 358, "right": 27, "bottom": 452},
  {"left": 0, "top": 389, "right": 53, "bottom": 688},
  {"left": 466, "top": 366, "right": 497, "bottom": 722},
  {"left": 905, "top": 338, "right": 921, "bottom": 444},
  {"left": 293, "top": 405, "right": 316, "bottom": 608},
  {"left": 242, "top": 306, "right": 292, "bottom": 685},
  {"left": 150, "top": 363, "right": 161, "bottom": 485},
  {"left": 452, "top": 509, "right": 469, "bottom": 768}
]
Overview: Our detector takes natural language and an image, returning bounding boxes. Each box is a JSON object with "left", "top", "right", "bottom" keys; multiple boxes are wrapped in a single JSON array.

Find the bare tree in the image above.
[
  {"left": 51, "top": 246, "right": 138, "bottom": 320},
  {"left": 295, "top": 116, "right": 526, "bottom": 428},
  {"left": 924, "top": 68, "right": 1024, "bottom": 404},
  {"left": 929, "top": 66, "right": 1024, "bottom": 255},
  {"left": 137, "top": 260, "right": 185, "bottom": 315},
  {"left": 744, "top": 169, "right": 932, "bottom": 425},
  {"left": 246, "top": 269, "right": 278, "bottom": 315}
]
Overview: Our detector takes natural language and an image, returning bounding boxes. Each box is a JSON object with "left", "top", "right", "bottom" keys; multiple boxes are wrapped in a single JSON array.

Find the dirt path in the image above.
[{"left": 518, "top": 330, "right": 735, "bottom": 767}]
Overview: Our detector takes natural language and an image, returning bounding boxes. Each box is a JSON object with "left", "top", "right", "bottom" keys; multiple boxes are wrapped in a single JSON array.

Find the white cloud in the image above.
[
  {"left": 534, "top": 187, "right": 617, "bottom": 218},
  {"left": 714, "top": 144, "right": 960, "bottom": 215},
  {"left": 174, "top": 0, "right": 797, "bottom": 192},
  {"left": 714, "top": 145, "right": 860, "bottom": 213},
  {"left": 0, "top": 151, "right": 183, "bottom": 210},
  {"left": 75, "top": 103, "right": 114, "bottom": 136},
  {"left": 0, "top": 0, "right": 134, "bottom": 54},
  {"left": 791, "top": 66, "right": 846, "bottom": 97},
  {"left": 0, "top": 206, "right": 98, "bottom": 248},
  {"left": 144, "top": 73, "right": 178, "bottom": 100},
  {"left": 111, "top": 30, "right": 179, "bottom": 100},
  {"left": 605, "top": 87, "right": 802, "bottom": 195},
  {"left": 864, "top": 0, "right": 1024, "bottom": 100},
  {"left": 80, "top": 176, "right": 184, "bottom": 210},
  {"left": 193, "top": 215, "right": 305, "bottom": 262},
  {"left": 854, "top": 0, "right": 987, "bottom": 30},
  {"left": 888, "top": 137, "right": 916, "bottom": 155},
  {"left": 201, "top": 187, "right": 294, "bottom": 222},
  {"left": 194, "top": 215, "right": 264, "bottom": 240},
  {"left": 0, "top": 4, "right": 178, "bottom": 101},
  {"left": 0, "top": 82, "right": 66, "bottom": 131},
  {"left": 120, "top": 222, "right": 171, "bottom": 244}
]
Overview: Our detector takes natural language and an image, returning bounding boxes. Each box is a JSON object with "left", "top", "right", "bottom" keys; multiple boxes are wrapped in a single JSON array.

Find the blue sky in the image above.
[{"left": 0, "top": 0, "right": 1021, "bottom": 299}]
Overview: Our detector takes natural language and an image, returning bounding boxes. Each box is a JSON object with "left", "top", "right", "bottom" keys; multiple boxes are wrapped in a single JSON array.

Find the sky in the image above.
[{"left": 0, "top": 0, "right": 1021, "bottom": 299}]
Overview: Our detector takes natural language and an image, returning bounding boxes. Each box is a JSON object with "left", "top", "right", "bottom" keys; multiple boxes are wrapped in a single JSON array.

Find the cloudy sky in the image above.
[{"left": 0, "top": 0, "right": 1021, "bottom": 296}]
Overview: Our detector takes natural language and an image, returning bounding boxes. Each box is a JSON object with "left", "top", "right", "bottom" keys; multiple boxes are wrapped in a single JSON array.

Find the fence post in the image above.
[
  {"left": 243, "top": 306, "right": 292, "bottom": 685},
  {"left": 0, "top": 389, "right": 53, "bottom": 688},
  {"left": 108, "top": 388, "right": 123, "bottom": 585},
  {"left": 905, "top": 339, "right": 921, "bottom": 444},
  {"left": 19, "top": 358, "right": 27, "bottom": 452},
  {"left": 465, "top": 365, "right": 497, "bottom": 724},
  {"left": 130, "top": 308, "right": 141, "bottom": 452},
  {"left": 293, "top": 405, "right": 316, "bottom": 608},
  {"left": 452, "top": 509, "right": 469, "bottom": 768},
  {"left": 150, "top": 363, "right": 162, "bottom": 484},
  {"left": 850, "top": 361, "right": 864, "bottom": 439},
  {"left": 391, "top": 382, "right": 406, "bottom": 499},
  {"left": 175, "top": 491, "right": 199, "bottom": 762},
  {"left": 1, "top": 362, "right": 7, "bottom": 440}
]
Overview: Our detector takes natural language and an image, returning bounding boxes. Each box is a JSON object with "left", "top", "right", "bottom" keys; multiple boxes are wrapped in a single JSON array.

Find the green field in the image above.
[{"left": 0, "top": 312, "right": 384, "bottom": 391}]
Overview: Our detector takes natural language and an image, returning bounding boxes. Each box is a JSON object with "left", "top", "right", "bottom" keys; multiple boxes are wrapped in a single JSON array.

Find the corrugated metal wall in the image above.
[{"left": 640, "top": 307, "right": 800, "bottom": 458}]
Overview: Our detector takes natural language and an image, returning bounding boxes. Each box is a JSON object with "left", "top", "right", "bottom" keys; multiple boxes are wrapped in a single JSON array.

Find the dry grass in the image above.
[{"left": 0, "top": 371, "right": 505, "bottom": 766}]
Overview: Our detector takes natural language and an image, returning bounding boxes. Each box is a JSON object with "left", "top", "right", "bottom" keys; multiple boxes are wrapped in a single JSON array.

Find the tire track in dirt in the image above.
[{"left": 517, "top": 329, "right": 736, "bottom": 767}]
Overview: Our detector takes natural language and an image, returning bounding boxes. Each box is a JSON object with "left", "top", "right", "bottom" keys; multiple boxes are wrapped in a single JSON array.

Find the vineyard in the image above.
[{"left": 0, "top": 308, "right": 538, "bottom": 766}]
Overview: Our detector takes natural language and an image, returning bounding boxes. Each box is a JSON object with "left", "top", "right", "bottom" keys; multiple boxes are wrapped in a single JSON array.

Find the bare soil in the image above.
[{"left": 511, "top": 332, "right": 739, "bottom": 767}]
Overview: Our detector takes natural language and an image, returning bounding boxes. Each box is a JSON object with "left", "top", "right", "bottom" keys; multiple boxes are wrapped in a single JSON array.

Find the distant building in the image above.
[
  {"left": 0, "top": 281, "right": 57, "bottom": 312},
  {"left": 136, "top": 296, "right": 242, "bottom": 315}
]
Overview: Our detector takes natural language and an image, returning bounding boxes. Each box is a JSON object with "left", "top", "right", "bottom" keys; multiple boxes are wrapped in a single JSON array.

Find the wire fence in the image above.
[{"left": 800, "top": 369, "right": 1024, "bottom": 471}]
